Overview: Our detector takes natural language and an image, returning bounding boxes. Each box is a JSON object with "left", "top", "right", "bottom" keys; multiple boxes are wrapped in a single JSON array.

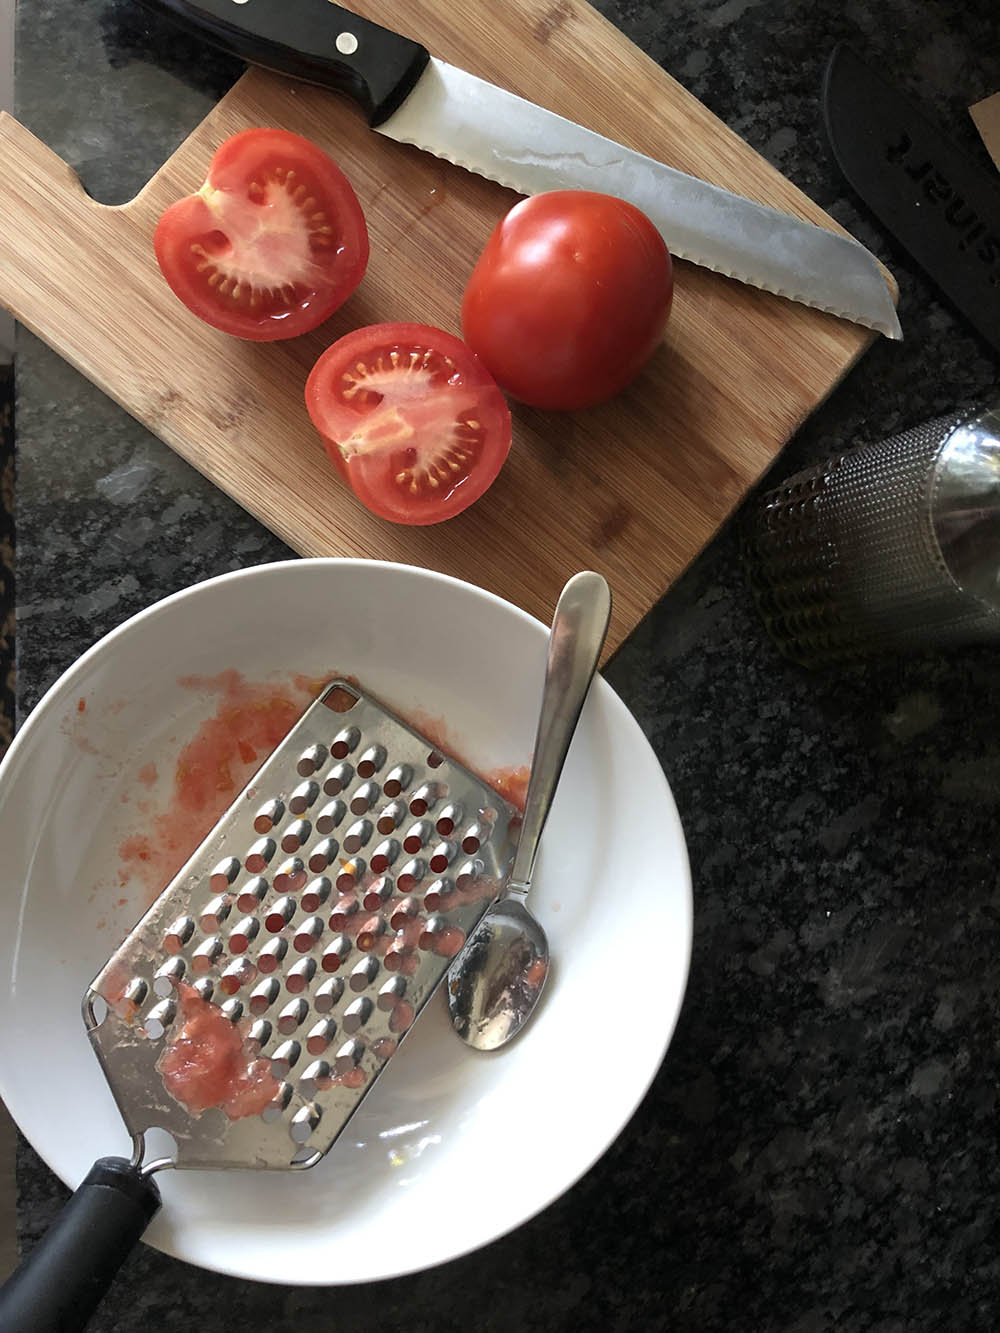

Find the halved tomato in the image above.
[
  {"left": 154, "top": 128, "right": 369, "bottom": 341},
  {"left": 305, "top": 323, "right": 512, "bottom": 526}
]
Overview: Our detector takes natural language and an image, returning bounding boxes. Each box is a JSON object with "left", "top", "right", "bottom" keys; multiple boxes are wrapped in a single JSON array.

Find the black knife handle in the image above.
[{"left": 136, "top": 0, "right": 430, "bottom": 125}]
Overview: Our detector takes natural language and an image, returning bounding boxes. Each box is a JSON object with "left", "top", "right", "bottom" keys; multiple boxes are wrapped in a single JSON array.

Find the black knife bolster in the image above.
[{"left": 136, "top": 0, "right": 430, "bottom": 124}]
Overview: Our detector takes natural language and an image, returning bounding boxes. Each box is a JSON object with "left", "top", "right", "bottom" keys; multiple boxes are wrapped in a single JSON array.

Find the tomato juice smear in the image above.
[
  {"left": 118, "top": 670, "right": 329, "bottom": 905},
  {"left": 407, "top": 709, "right": 530, "bottom": 813},
  {"left": 157, "top": 982, "right": 279, "bottom": 1119}
]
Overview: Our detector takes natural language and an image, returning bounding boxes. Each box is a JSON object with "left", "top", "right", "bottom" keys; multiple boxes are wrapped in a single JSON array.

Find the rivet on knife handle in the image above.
[{"left": 139, "top": 0, "right": 430, "bottom": 124}]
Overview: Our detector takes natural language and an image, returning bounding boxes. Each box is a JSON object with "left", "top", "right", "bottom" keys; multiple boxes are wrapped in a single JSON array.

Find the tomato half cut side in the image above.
[
  {"left": 154, "top": 128, "right": 369, "bottom": 341},
  {"left": 305, "top": 324, "right": 512, "bottom": 525}
]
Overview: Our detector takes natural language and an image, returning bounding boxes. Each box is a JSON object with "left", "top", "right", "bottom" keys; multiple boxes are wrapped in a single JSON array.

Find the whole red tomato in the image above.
[
  {"left": 461, "top": 191, "right": 673, "bottom": 411},
  {"left": 155, "top": 128, "right": 369, "bottom": 342}
]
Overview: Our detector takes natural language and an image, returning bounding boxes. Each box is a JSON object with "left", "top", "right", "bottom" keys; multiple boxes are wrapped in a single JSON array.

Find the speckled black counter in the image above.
[{"left": 10, "top": 0, "right": 1000, "bottom": 1328}]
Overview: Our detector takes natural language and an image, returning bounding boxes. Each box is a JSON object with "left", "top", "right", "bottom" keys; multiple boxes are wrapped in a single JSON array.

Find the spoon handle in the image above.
[{"left": 506, "top": 571, "right": 612, "bottom": 895}]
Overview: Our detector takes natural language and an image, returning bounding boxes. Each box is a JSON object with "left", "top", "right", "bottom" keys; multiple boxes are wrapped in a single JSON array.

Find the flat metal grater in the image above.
[{"left": 0, "top": 678, "right": 518, "bottom": 1333}]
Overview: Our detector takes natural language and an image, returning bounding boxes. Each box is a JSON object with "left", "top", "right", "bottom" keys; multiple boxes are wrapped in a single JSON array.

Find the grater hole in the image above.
[
  {"left": 298, "top": 1061, "right": 333, "bottom": 1099},
  {"left": 323, "top": 765, "right": 354, "bottom": 798},
  {"left": 330, "top": 725, "right": 361, "bottom": 760},
  {"left": 388, "top": 1001, "right": 415, "bottom": 1035},
  {"left": 257, "top": 937, "right": 288, "bottom": 973},
  {"left": 329, "top": 893, "right": 359, "bottom": 930},
  {"left": 356, "top": 745, "right": 386, "bottom": 779},
  {"left": 314, "top": 977, "right": 345, "bottom": 1012},
  {"left": 220, "top": 959, "right": 257, "bottom": 995},
  {"left": 265, "top": 896, "right": 296, "bottom": 933},
  {"left": 356, "top": 916, "right": 387, "bottom": 953},
  {"left": 461, "top": 825, "right": 483, "bottom": 855},
  {"left": 335, "top": 858, "right": 365, "bottom": 893},
  {"left": 209, "top": 857, "right": 241, "bottom": 894},
  {"left": 402, "top": 820, "right": 433, "bottom": 855},
  {"left": 274, "top": 857, "right": 307, "bottom": 894},
  {"left": 281, "top": 820, "right": 312, "bottom": 854},
  {"left": 200, "top": 895, "right": 232, "bottom": 933},
  {"left": 429, "top": 841, "right": 457, "bottom": 874},
  {"left": 333, "top": 1037, "right": 365, "bottom": 1075},
  {"left": 191, "top": 938, "right": 223, "bottom": 974},
  {"left": 143, "top": 998, "right": 176, "bottom": 1041},
  {"left": 382, "top": 765, "right": 412, "bottom": 799},
  {"left": 397, "top": 859, "right": 426, "bottom": 894},
  {"left": 369, "top": 840, "right": 399, "bottom": 875},
  {"left": 300, "top": 876, "right": 332, "bottom": 913},
  {"left": 427, "top": 750, "right": 445, "bottom": 769},
  {"left": 372, "top": 1037, "right": 398, "bottom": 1061},
  {"left": 277, "top": 998, "right": 309, "bottom": 1035},
  {"left": 361, "top": 876, "right": 393, "bottom": 912},
  {"left": 293, "top": 916, "right": 325, "bottom": 953},
  {"left": 377, "top": 976, "right": 407, "bottom": 1011},
  {"left": 290, "top": 1104, "right": 322, "bottom": 1144},
  {"left": 389, "top": 896, "right": 421, "bottom": 930},
  {"left": 163, "top": 916, "right": 195, "bottom": 956},
  {"left": 322, "top": 685, "right": 359, "bottom": 714},
  {"left": 343, "top": 996, "right": 373, "bottom": 1033},
  {"left": 286, "top": 958, "right": 317, "bottom": 994},
  {"left": 296, "top": 744, "right": 328, "bottom": 778},
  {"left": 288, "top": 780, "right": 320, "bottom": 815},
  {"left": 350, "top": 783, "right": 380, "bottom": 816},
  {"left": 321, "top": 934, "right": 352, "bottom": 973},
  {"left": 249, "top": 977, "right": 280, "bottom": 1014},
  {"left": 270, "top": 1040, "right": 302, "bottom": 1078},
  {"left": 247, "top": 1018, "right": 272, "bottom": 1048},
  {"left": 253, "top": 799, "right": 285, "bottom": 834},
  {"left": 229, "top": 916, "right": 260, "bottom": 954},
  {"left": 376, "top": 800, "right": 407, "bottom": 835},
  {"left": 435, "top": 803, "right": 463, "bottom": 837},
  {"left": 245, "top": 837, "right": 276, "bottom": 874},
  {"left": 235, "top": 877, "right": 269, "bottom": 914},
  {"left": 342, "top": 820, "right": 373, "bottom": 856},
  {"left": 306, "top": 1017, "right": 338, "bottom": 1055},
  {"left": 455, "top": 858, "right": 484, "bottom": 892},
  {"left": 315, "top": 797, "right": 347, "bottom": 834},
  {"left": 154, "top": 958, "right": 186, "bottom": 997},
  {"left": 261, "top": 1082, "right": 293, "bottom": 1123},
  {"left": 422, "top": 879, "right": 453, "bottom": 913},
  {"left": 307, "top": 839, "right": 339, "bottom": 874}
]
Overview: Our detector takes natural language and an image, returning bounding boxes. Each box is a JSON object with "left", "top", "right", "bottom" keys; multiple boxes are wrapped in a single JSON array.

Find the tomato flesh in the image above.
[
  {"left": 306, "top": 323, "right": 512, "bottom": 525},
  {"left": 155, "top": 128, "right": 369, "bottom": 341},
  {"left": 461, "top": 190, "right": 673, "bottom": 411},
  {"left": 157, "top": 983, "right": 279, "bottom": 1119}
]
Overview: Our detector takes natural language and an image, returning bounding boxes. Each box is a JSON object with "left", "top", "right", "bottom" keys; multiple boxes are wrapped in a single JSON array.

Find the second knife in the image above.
[{"left": 138, "top": 0, "right": 902, "bottom": 340}]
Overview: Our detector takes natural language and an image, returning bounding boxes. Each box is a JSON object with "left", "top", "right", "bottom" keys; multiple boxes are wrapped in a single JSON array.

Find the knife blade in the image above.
[
  {"left": 823, "top": 43, "right": 1000, "bottom": 356},
  {"left": 137, "top": 0, "right": 902, "bottom": 339}
]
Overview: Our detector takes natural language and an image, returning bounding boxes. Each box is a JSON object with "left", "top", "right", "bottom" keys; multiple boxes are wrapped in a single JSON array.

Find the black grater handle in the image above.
[{"left": 0, "top": 1156, "right": 161, "bottom": 1331}]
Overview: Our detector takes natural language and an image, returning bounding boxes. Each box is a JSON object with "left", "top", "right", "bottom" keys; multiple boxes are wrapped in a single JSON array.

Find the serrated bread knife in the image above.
[{"left": 138, "top": 0, "right": 902, "bottom": 339}]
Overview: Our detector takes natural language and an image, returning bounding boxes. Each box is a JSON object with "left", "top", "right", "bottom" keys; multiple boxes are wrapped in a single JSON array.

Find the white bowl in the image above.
[{"left": 0, "top": 559, "right": 691, "bottom": 1284}]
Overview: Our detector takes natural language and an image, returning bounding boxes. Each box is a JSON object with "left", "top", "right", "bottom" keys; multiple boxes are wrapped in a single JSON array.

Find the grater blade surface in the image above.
[{"left": 83, "top": 680, "right": 517, "bottom": 1172}]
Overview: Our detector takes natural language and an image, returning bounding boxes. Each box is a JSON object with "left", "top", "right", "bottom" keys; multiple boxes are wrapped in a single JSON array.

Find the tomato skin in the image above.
[
  {"left": 154, "top": 128, "right": 369, "bottom": 342},
  {"left": 461, "top": 191, "right": 673, "bottom": 411},
  {"left": 305, "top": 323, "right": 512, "bottom": 526}
]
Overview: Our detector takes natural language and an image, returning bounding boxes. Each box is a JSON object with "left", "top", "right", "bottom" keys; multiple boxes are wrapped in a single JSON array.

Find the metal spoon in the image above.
[{"left": 447, "top": 570, "right": 612, "bottom": 1050}]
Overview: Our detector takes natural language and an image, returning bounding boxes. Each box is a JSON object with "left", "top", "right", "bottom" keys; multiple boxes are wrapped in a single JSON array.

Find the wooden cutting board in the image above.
[{"left": 0, "top": 0, "right": 896, "bottom": 658}]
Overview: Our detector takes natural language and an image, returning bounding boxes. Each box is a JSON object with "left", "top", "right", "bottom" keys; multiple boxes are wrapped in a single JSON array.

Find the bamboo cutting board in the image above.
[{"left": 0, "top": 0, "right": 895, "bottom": 657}]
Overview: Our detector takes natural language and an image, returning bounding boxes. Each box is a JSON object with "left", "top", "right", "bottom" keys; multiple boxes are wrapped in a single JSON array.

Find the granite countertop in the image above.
[{"left": 9, "top": 0, "right": 1000, "bottom": 1328}]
